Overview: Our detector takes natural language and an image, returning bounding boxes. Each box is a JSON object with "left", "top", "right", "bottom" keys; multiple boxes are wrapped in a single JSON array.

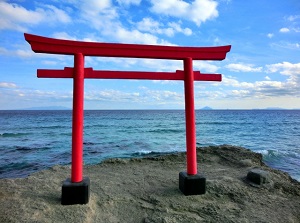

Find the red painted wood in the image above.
[
  {"left": 85, "top": 69, "right": 182, "bottom": 80},
  {"left": 37, "top": 68, "right": 222, "bottom": 81},
  {"left": 184, "top": 58, "right": 197, "bottom": 175},
  {"left": 25, "top": 33, "right": 231, "bottom": 60},
  {"left": 71, "top": 53, "right": 84, "bottom": 183},
  {"left": 25, "top": 33, "right": 231, "bottom": 181}
]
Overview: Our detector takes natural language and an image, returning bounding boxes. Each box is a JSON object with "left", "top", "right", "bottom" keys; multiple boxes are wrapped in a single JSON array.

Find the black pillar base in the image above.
[
  {"left": 61, "top": 177, "right": 90, "bottom": 205},
  {"left": 179, "top": 172, "right": 206, "bottom": 196}
]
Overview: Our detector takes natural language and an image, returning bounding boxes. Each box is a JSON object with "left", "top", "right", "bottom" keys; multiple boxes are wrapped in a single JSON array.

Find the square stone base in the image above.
[
  {"left": 61, "top": 177, "right": 90, "bottom": 205},
  {"left": 179, "top": 172, "right": 206, "bottom": 196}
]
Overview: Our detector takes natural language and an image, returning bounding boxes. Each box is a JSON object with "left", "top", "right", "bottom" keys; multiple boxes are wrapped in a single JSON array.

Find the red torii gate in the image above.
[{"left": 25, "top": 33, "right": 231, "bottom": 205}]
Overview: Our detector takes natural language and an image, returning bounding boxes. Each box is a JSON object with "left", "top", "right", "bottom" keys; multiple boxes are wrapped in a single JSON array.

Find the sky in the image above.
[{"left": 0, "top": 0, "right": 299, "bottom": 110}]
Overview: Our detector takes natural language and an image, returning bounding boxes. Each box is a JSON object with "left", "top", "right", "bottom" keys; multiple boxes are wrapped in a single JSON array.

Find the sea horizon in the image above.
[
  {"left": 2, "top": 108, "right": 300, "bottom": 111},
  {"left": 1, "top": 109, "right": 299, "bottom": 181}
]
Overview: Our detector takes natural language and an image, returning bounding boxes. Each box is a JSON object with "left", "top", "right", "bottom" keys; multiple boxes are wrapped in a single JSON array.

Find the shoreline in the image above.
[
  {"left": 1, "top": 145, "right": 299, "bottom": 222},
  {"left": 2, "top": 146, "right": 299, "bottom": 182}
]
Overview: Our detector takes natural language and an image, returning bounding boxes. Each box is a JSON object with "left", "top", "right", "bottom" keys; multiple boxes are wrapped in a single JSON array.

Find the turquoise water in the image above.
[{"left": 0, "top": 110, "right": 299, "bottom": 181}]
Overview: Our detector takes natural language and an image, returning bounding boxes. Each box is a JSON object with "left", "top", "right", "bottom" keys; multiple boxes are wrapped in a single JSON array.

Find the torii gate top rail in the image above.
[{"left": 25, "top": 33, "right": 231, "bottom": 60}]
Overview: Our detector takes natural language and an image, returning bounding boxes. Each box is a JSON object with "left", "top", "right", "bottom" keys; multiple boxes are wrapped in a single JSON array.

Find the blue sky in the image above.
[{"left": 0, "top": 0, "right": 299, "bottom": 109}]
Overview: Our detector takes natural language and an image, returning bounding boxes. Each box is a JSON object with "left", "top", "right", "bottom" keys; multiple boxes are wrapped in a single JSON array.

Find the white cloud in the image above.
[
  {"left": 90, "top": 55, "right": 219, "bottom": 74},
  {"left": 287, "top": 15, "right": 300, "bottom": 21},
  {"left": 220, "top": 64, "right": 300, "bottom": 99},
  {"left": 292, "top": 27, "right": 300, "bottom": 33},
  {"left": 0, "top": 44, "right": 73, "bottom": 66},
  {"left": 43, "top": 4, "right": 71, "bottom": 23},
  {"left": 84, "top": 88, "right": 184, "bottom": 106},
  {"left": 136, "top": 18, "right": 192, "bottom": 37},
  {"left": 55, "top": 1, "right": 191, "bottom": 46},
  {"left": 142, "top": 89, "right": 183, "bottom": 104},
  {"left": 231, "top": 89, "right": 250, "bottom": 97},
  {"left": 137, "top": 17, "right": 161, "bottom": 32},
  {"left": 0, "top": 45, "right": 35, "bottom": 58},
  {"left": 223, "top": 62, "right": 300, "bottom": 98},
  {"left": 265, "top": 76, "right": 271, "bottom": 80},
  {"left": 137, "top": 17, "right": 173, "bottom": 37},
  {"left": 194, "top": 61, "right": 219, "bottom": 73},
  {"left": 85, "top": 90, "right": 142, "bottom": 102},
  {"left": 0, "top": 86, "right": 72, "bottom": 104},
  {"left": 114, "top": 27, "right": 162, "bottom": 44},
  {"left": 74, "top": 1, "right": 174, "bottom": 45},
  {"left": 279, "top": 27, "right": 290, "bottom": 33},
  {"left": 139, "top": 59, "right": 182, "bottom": 71},
  {"left": 0, "top": 82, "right": 17, "bottom": 88},
  {"left": 150, "top": 0, "right": 218, "bottom": 26},
  {"left": 255, "top": 80, "right": 283, "bottom": 89},
  {"left": 80, "top": 0, "right": 112, "bottom": 14},
  {"left": 130, "top": 59, "right": 218, "bottom": 73},
  {"left": 266, "top": 62, "right": 300, "bottom": 76},
  {"left": 168, "top": 22, "right": 192, "bottom": 36},
  {"left": 267, "top": 33, "right": 274, "bottom": 38},
  {"left": 270, "top": 41, "right": 300, "bottom": 50},
  {"left": 195, "top": 90, "right": 226, "bottom": 100},
  {"left": 222, "top": 76, "right": 254, "bottom": 88},
  {"left": 79, "top": 0, "right": 118, "bottom": 26},
  {"left": 0, "top": 1, "right": 43, "bottom": 31},
  {"left": 52, "top": 32, "right": 102, "bottom": 43},
  {"left": 15, "top": 49, "right": 35, "bottom": 58},
  {"left": 42, "top": 60, "right": 59, "bottom": 66},
  {"left": 0, "top": 1, "right": 71, "bottom": 32},
  {"left": 225, "top": 63, "right": 262, "bottom": 72},
  {"left": 52, "top": 32, "right": 77, "bottom": 40}
]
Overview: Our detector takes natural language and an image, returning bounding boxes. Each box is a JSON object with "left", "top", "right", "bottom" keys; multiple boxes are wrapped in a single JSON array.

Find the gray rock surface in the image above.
[{"left": 1, "top": 145, "right": 299, "bottom": 223}]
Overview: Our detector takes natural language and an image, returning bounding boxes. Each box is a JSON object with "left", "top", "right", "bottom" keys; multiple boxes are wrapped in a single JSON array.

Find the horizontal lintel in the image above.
[
  {"left": 25, "top": 33, "right": 231, "bottom": 60},
  {"left": 37, "top": 68, "right": 221, "bottom": 82}
]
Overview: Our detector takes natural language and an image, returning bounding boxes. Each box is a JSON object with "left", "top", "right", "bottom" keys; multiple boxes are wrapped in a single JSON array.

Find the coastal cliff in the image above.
[{"left": 1, "top": 145, "right": 299, "bottom": 223}]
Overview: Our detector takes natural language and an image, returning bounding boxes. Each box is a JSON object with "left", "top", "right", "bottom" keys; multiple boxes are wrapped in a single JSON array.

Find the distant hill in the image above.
[
  {"left": 252, "top": 107, "right": 288, "bottom": 110},
  {"left": 200, "top": 106, "right": 213, "bottom": 110}
]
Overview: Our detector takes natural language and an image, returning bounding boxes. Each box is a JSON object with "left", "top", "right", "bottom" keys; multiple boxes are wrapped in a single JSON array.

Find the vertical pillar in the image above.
[
  {"left": 61, "top": 53, "right": 90, "bottom": 205},
  {"left": 184, "top": 57, "right": 197, "bottom": 175},
  {"left": 72, "top": 53, "right": 84, "bottom": 183},
  {"left": 179, "top": 57, "right": 206, "bottom": 196}
]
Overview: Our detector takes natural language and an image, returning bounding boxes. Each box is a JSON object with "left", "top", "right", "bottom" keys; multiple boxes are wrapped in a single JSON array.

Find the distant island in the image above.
[
  {"left": 200, "top": 106, "right": 213, "bottom": 110},
  {"left": 264, "top": 107, "right": 287, "bottom": 110},
  {"left": 198, "top": 107, "right": 299, "bottom": 110},
  {"left": 252, "top": 107, "right": 290, "bottom": 110}
]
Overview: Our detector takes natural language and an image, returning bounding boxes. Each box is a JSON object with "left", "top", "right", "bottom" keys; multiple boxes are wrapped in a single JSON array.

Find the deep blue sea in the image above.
[{"left": 0, "top": 110, "right": 299, "bottom": 181}]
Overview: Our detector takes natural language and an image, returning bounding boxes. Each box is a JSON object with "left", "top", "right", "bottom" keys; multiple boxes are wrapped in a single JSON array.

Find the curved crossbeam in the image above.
[{"left": 25, "top": 33, "right": 231, "bottom": 60}]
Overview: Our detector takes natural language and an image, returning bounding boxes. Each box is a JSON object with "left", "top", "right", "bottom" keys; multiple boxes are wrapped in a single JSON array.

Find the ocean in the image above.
[{"left": 0, "top": 110, "right": 299, "bottom": 181}]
